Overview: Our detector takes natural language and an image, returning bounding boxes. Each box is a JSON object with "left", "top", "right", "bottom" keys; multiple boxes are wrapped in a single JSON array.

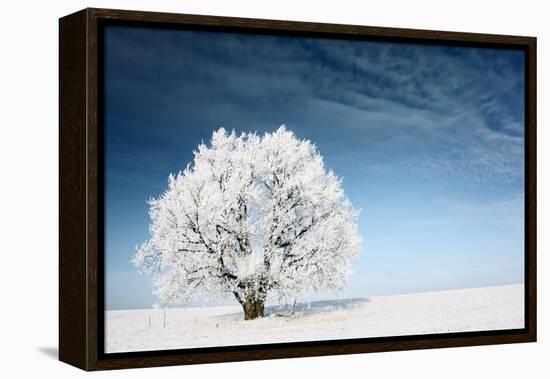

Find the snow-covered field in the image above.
[{"left": 105, "top": 284, "right": 524, "bottom": 353}]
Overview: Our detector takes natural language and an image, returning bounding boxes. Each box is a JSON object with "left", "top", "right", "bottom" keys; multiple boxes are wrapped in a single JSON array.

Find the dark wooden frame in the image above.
[{"left": 59, "top": 7, "right": 537, "bottom": 371}]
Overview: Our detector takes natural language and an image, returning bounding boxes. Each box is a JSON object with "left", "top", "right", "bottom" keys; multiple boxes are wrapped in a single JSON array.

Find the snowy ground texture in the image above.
[{"left": 105, "top": 284, "right": 524, "bottom": 353}]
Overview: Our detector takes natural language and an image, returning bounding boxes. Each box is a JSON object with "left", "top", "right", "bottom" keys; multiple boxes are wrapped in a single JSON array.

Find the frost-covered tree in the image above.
[{"left": 133, "top": 126, "right": 361, "bottom": 320}]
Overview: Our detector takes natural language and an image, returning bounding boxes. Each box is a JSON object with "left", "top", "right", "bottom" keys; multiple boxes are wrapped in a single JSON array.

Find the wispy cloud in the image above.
[{"left": 105, "top": 26, "right": 525, "bottom": 189}]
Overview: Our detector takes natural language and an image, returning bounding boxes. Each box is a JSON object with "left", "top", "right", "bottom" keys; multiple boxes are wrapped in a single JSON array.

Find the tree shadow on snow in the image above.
[{"left": 216, "top": 297, "right": 370, "bottom": 320}]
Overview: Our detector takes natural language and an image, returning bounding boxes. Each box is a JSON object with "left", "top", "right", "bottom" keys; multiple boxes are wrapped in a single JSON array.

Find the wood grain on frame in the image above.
[{"left": 59, "top": 9, "right": 87, "bottom": 369}]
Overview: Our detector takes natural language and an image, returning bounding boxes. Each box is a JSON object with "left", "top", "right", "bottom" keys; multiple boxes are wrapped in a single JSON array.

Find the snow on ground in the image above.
[{"left": 105, "top": 284, "right": 524, "bottom": 353}]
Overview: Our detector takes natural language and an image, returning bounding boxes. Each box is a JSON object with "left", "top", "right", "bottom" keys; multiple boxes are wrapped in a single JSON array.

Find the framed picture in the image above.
[{"left": 59, "top": 8, "right": 536, "bottom": 371}]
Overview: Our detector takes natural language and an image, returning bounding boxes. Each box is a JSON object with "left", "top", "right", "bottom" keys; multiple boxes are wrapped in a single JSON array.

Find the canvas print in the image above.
[{"left": 103, "top": 25, "right": 526, "bottom": 354}]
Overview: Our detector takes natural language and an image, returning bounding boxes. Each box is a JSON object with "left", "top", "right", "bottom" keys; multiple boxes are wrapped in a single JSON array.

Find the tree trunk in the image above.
[{"left": 242, "top": 298, "right": 265, "bottom": 320}]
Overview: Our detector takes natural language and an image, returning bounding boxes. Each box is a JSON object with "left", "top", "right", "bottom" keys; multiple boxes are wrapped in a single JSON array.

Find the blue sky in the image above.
[{"left": 103, "top": 25, "right": 525, "bottom": 310}]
